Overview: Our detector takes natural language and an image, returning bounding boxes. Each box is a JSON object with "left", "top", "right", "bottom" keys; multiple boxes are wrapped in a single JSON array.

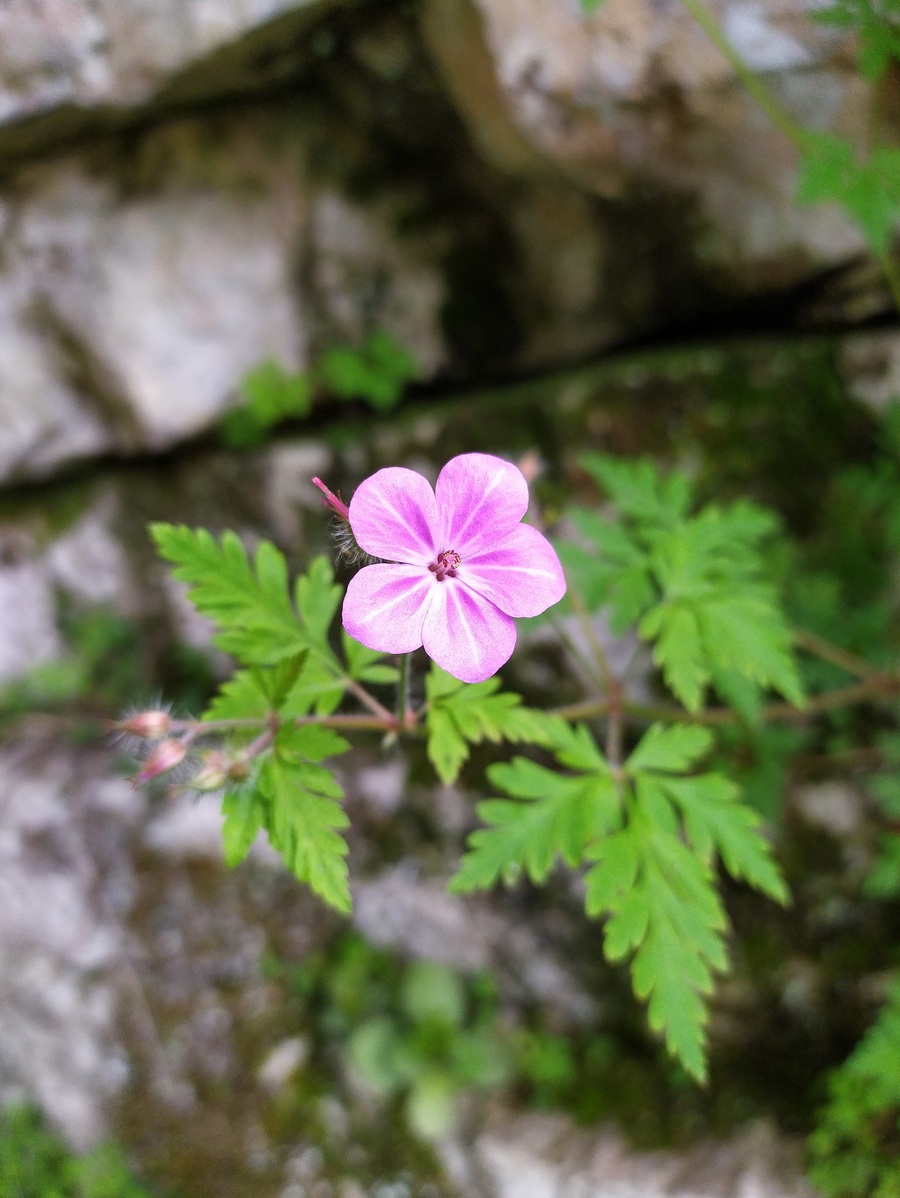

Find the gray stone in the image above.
[
  {"left": 465, "top": 1113, "right": 817, "bottom": 1198},
  {"left": 10, "top": 155, "right": 307, "bottom": 453},
  {"left": 0, "top": 560, "right": 63, "bottom": 684},
  {"left": 0, "top": 734, "right": 139, "bottom": 1148},
  {"left": 0, "top": 0, "right": 331, "bottom": 127}
]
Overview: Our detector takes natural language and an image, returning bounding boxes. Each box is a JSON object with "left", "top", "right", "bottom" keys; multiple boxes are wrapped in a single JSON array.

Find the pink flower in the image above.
[{"left": 341, "top": 453, "right": 566, "bottom": 683}]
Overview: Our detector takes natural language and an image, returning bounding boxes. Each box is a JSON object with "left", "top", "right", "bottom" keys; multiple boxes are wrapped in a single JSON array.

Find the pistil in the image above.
[{"left": 428, "top": 549, "right": 461, "bottom": 581}]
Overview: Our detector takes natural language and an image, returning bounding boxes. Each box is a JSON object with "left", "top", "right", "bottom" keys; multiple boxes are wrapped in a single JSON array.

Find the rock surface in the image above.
[
  {"left": 466, "top": 1114, "right": 817, "bottom": 1198},
  {"left": 0, "top": 0, "right": 884, "bottom": 483}
]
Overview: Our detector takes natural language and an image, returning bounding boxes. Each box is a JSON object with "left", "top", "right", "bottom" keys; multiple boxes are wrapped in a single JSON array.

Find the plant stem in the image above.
[
  {"left": 396, "top": 652, "right": 412, "bottom": 731},
  {"left": 567, "top": 586, "right": 618, "bottom": 693},
  {"left": 548, "top": 611, "right": 610, "bottom": 696},
  {"left": 679, "top": 0, "right": 806, "bottom": 149},
  {"left": 793, "top": 627, "right": 883, "bottom": 680},
  {"left": 343, "top": 677, "right": 398, "bottom": 725},
  {"left": 555, "top": 673, "right": 900, "bottom": 727}
]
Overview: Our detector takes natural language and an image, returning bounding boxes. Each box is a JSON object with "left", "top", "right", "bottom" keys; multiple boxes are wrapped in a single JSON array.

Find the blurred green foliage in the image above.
[
  {"left": 0, "top": 1107, "right": 152, "bottom": 1198},
  {"left": 266, "top": 935, "right": 513, "bottom": 1140},
  {"left": 221, "top": 332, "right": 418, "bottom": 448},
  {"left": 808, "top": 981, "right": 900, "bottom": 1198}
]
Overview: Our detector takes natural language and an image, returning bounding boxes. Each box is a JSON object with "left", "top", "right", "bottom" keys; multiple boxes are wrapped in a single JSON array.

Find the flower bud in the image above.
[
  {"left": 135, "top": 738, "right": 187, "bottom": 785},
  {"left": 226, "top": 759, "right": 251, "bottom": 782},
  {"left": 191, "top": 750, "right": 229, "bottom": 792},
  {"left": 118, "top": 710, "right": 172, "bottom": 739}
]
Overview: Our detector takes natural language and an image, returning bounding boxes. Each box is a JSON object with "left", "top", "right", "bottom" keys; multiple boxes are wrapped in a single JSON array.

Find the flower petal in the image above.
[
  {"left": 342, "top": 563, "right": 432, "bottom": 653},
  {"left": 349, "top": 467, "right": 439, "bottom": 564},
  {"left": 462, "top": 523, "right": 567, "bottom": 617},
  {"left": 435, "top": 454, "right": 529, "bottom": 558},
  {"left": 422, "top": 581, "right": 516, "bottom": 683}
]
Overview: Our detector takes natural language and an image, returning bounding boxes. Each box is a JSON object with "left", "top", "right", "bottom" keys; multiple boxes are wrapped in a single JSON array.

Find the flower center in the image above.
[{"left": 428, "top": 549, "right": 461, "bottom": 582}]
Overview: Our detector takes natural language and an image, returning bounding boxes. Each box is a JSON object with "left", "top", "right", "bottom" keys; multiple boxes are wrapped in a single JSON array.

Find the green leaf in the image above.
[
  {"left": 221, "top": 784, "right": 266, "bottom": 867},
  {"left": 152, "top": 531, "right": 346, "bottom": 716},
  {"left": 451, "top": 725, "right": 621, "bottom": 890},
  {"left": 797, "top": 132, "right": 900, "bottom": 254},
  {"left": 586, "top": 723, "right": 791, "bottom": 1080},
  {"left": 653, "top": 774, "right": 788, "bottom": 903},
  {"left": 276, "top": 722, "right": 350, "bottom": 763},
  {"left": 258, "top": 745, "right": 351, "bottom": 913},
  {"left": 580, "top": 455, "right": 692, "bottom": 529},
  {"left": 588, "top": 810, "right": 727, "bottom": 1082},
  {"left": 295, "top": 555, "right": 342, "bottom": 644},
  {"left": 425, "top": 665, "right": 558, "bottom": 784},
  {"left": 808, "top": 977, "right": 900, "bottom": 1196},
  {"left": 316, "top": 331, "right": 418, "bottom": 412},
  {"left": 563, "top": 465, "right": 803, "bottom": 713},
  {"left": 640, "top": 602, "right": 708, "bottom": 711},
  {"left": 151, "top": 525, "right": 306, "bottom": 665},
  {"left": 625, "top": 723, "right": 713, "bottom": 774},
  {"left": 813, "top": 0, "right": 900, "bottom": 80},
  {"left": 342, "top": 631, "right": 399, "bottom": 684},
  {"left": 203, "top": 667, "right": 272, "bottom": 723},
  {"left": 220, "top": 360, "right": 311, "bottom": 448}
]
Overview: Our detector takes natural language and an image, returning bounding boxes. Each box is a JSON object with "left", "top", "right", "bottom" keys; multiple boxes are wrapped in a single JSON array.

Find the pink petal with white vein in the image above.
[
  {"left": 422, "top": 580, "right": 516, "bottom": 683},
  {"left": 342, "top": 563, "right": 433, "bottom": 654},
  {"left": 435, "top": 454, "right": 529, "bottom": 558},
  {"left": 348, "top": 467, "right": 439, "bottom": 564},
  {"left": 462, "top": 523, "right": 567, "bottom": 618}
]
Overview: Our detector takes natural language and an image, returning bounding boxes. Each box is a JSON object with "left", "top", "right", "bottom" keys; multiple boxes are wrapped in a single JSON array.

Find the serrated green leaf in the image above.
[
  {"left": 581, "top": 455, "right": 692, "bottom": 528},
  {"left": 660, "top": 773, "right": 789, "bottom": 903},
  {"left": 641, "top": 601, "right": 708, "bottom": 711},
  {"left": 342, "top": 631, "right": 398, "bottom": 684},
  {"left": 296, "top": 556, "right": 342, "bottom": 644},
  {"left": 797, "top": 132, "right": 900, "bottom": 254},
  {"left": 604, "top": 880, "right": 652, "bottom": 960},
  {"left": 625, "top": 723, "right": 713, "bottom": 774},
  {"left": 151, "top": 525, "right": 313, "bottom": 666},
  {"left": 259, "top": 751, "right": 351, "bottom": 913},
  {"left": 427, "top": 707, "right": 468, "bottom": 787},
  {"left": 451, "top": 734, "right": 621, "bottom": 890},
  {"left": 451, "top": 777, "right": 605, "bottom": 889},
  {"left": 425, "top": 666, "right": 557, "bottom": 784},
  {"left": 584, "top": 829, "right": 640, "bottom": 915},
  {"left": 203, "top": 668, "right": 271, "bottom": 724},
  {"left": 277, "top": 723, "right": 350, "bottom": 764},
  {"left": 221, "top": 784, "right": 266, "bottom": 867}
]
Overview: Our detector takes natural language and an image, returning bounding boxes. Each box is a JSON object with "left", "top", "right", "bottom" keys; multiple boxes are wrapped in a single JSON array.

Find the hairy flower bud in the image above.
[
  {"left": 118, "top": 710, "right": 172, "bottom": 739},
  {"left": 191, "top": 750, "right": 229, "bottom": 792},
  {"left": 135, "top": 738, "right": 187, "bottom": 786}
]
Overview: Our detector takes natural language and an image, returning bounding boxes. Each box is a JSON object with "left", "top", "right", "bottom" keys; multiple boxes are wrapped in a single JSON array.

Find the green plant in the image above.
[
  {"left": 220, "top": 360, "right": 312, "bottom": 449},
  {"left": 0, "top": 1106, "right": 152, "bottom": 1198},
  {"left": 808, "top": 980, "right": 900, "bottom": 1198},
  {"left": 268, "top": 936, "right": 513, "bottom": 1140},
  {"left": 316, "top": 331, "right": 418, "bottom": 413},
  {"left": 124, "top": 411, "right": 900, "bottom": 1141},
  {"left": 220, "top": 332, "right": 418, "bottom": 448}
]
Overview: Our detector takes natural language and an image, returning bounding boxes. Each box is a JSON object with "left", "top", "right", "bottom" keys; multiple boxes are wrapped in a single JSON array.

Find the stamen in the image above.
[{"left": 428, "top": 549, "right": 461, "bottom": 582}]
